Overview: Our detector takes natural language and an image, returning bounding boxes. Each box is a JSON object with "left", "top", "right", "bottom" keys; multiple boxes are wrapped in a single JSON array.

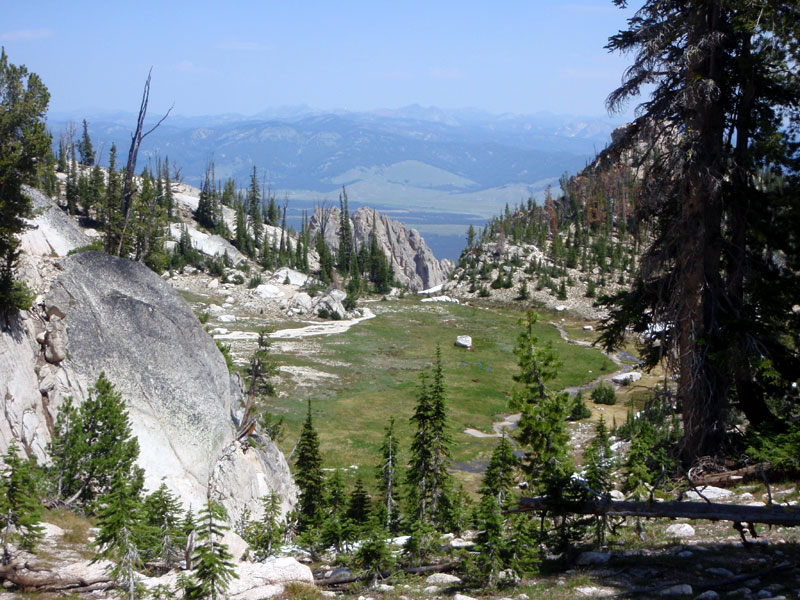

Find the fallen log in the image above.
[
  {"left": 0, "top": 560, "right": 113, "bottom": 592},
  {"left": 514, "top": 496, "right": 800, "bottom": 526},
  {"left": 689, "top": 463, "right": 770, "bottom": 488},
  {"left": 315, "top": 561, "right": 454, "bottom": 587}
]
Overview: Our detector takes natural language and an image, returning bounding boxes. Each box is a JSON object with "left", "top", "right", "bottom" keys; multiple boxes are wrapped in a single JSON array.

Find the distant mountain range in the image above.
[{"left": 47, "top": 105, "right": 623, "bottom": 259}]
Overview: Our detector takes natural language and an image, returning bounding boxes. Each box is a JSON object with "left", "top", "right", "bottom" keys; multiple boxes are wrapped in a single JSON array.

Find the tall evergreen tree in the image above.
[
  {"left": 78, "top": 118, "right": 94, "bottom": 165},
  {"left": 92, "top": 471, "right": 150, "bottom": 600},
  {"left": 510, "top": 311, "right": 572, "bottom": 492},
  {"left": 406, "top": 347, "right": 453, "bottom": 529},
  {"left": 337, "top": 186, "right": 354, "bottom": 274},
  {"left": 0, "top": 441, "right": 44, "bottom": 564},
  {"left": 600, "top": 0, "right": 800, "bottom": 463},
  {"left": 294, "top": 400, "right": 325, "bottom": 531},
  {"left": 184, "top": 501, "right": 237, "bottom": 600},
  {"left": 0, "top": 48, "right": 51, "bottom": 316},
  {"left": 48, "top": 372, "right": 140, "bottom": 508},
  {"left": 143, "top": 483, "right": 185, "bottom": 567}
]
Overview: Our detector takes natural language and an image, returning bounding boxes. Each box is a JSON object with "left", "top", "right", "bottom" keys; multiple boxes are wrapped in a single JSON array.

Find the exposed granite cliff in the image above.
[
  {"left": 308, "top": 205, "right": 453, "bottom": 291},
  {"left": 1, "top": 191, "right": 297, "bottom": 522}
]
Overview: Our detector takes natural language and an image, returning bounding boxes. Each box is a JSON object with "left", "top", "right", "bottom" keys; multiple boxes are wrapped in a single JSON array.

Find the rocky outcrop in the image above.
[
  {"left": 308, "top": 205, "right": 453, "bottom": 292},
  {"left": 1, "top": 251, "right": 296, "bottom": 523}
]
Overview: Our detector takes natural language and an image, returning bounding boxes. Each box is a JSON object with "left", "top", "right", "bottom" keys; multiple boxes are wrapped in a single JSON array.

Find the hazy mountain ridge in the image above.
[{"left": 48, "top": 106, "right": 617, "bottom": 194}]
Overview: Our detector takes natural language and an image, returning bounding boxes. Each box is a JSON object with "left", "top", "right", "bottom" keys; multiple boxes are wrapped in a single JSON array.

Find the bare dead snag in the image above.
[{"left": 115, "top": 68, "right": 172, "bottom": 256}]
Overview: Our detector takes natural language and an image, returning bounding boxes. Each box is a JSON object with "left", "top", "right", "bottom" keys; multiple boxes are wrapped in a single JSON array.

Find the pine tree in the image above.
[
  {"left": 376, "top": 417, "right": 401, "bottom": 534},
  {"left": 346, "top": 477, "right": 371, "bottom": 531},
  {"left": 0, "top": 441, "right": 44, "bottom": 564},
  {"left": 600, "top": 0, "right": 800, "bottom": 463},
  {"left": 49, "top": 372, "right": 140, "bottom": 508},
  {"left": 480, "top": 433, "right": 518, "bottom": 508},
  {"left": 320, "top": 469, "right": 350, "bottom": 552},
  {"left": 337, "top": 187, "right": 353, "bottom": 274},
  {"left": 294, "top": 401, "right": 324, "bottom": 531},
  {"left": 78, "top": 119, "right": 94, "bottom": 165},
  {"left": 247, "top": 166, "right": 263, "bottom": 248},
  {"left": 242, "top": 492, "right": 284, "bottom": 561},
  {"left": 184, "top": 500, "right": 237, "bottom": 600},
  {"left": 92, "top": 470, "right": 150, "bottom": 600},
  {"left": 510, "top": 311, "right": 572, "bottom": 493},
  {"left": 406, "top": 347, "right": 453, "bottom": 529},
  {"left": 143, "top": 483, "right": 185, "bottom": 567},
  {"left": 582, "top": 417, "right": 614, "bottom": 545},
  {"left": 0, "top": 49, "right": 50, "bottom": 314},
  {"left": 355, "top": 518, "right": 394, "bottom": 587}
]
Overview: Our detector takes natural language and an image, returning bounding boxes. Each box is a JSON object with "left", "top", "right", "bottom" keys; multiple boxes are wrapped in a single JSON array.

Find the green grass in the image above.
[{"left": 259, "top": 299, "right": 615, "bottom": 493}]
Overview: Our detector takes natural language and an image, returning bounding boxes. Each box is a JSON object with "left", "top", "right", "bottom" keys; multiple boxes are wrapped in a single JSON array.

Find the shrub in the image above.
[
  {"left": 591, "top": 381, "right": 617, "bottom": 405},
  {"left": 567, "top": 391, "right": 591, "bottom": 421},
  {"left": 247, "top": 275, "right": 263, "bottom": 289}
]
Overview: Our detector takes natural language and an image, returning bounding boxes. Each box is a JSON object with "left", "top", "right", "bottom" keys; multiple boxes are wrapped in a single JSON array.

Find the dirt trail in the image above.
[{"left": 463, "top": 321, "right": 632, "bottom": 439}]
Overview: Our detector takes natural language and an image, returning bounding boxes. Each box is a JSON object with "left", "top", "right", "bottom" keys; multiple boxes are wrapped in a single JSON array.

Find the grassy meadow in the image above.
[{"left": 258, "top": 298, "right": 617, "bottom": 493}]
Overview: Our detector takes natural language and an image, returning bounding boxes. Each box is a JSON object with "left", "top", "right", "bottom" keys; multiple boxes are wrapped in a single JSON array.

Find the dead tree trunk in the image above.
[
  {"left": 115, "top": 69, "right": 172, "bottom": 257},
  {"left": 514, "top": 496, "right": 800, "bottom": 527}
]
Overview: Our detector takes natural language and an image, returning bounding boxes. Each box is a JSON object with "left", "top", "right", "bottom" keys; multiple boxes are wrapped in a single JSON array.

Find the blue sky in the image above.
[{"left": 1, "top": 1, "right": 640, "bottom": 119}]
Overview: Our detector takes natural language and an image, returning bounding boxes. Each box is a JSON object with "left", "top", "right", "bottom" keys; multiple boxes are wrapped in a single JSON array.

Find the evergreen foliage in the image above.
[
  {"left": 294, "top": 401, "right": 325, "bottom": 532},
  {"left": 599, "top": 0, "right": 800, "bottom": 464},
  {"left": 92, "top": 470, "right": 150, "bottom": 600},
  {"left": 78, "top": 119, "right": 94, "bottom": 165},
  {"left": 47, "top": 373, "right": 140, "bottom": 509},
  {"left": 143, "top": 483, "right": 186, "bottom": 567},
  {"left": 239, "top": 492, "right": 285, "bottom": 561},
  {"left": 183, "top": 500, "right": 238, "bottom": 600},
  {"left": 406, "top": 346, "right": 453, "bottom": 530},
  {"left": 590, "top": 381, "right": 617, "bottom": 405},
  {"left": 0, "top": 48, "right": 50, "bottom": 316},
  {"left": 0, "top": 441, "right": 44, "bottom": 564}
]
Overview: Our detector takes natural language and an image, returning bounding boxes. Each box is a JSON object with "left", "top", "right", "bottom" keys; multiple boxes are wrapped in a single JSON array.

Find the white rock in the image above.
[
  {"left": 455, "top": 335, "right": 473, "bottom": 348},
  {"left": 290, "top": 293, "right": 313, "bottom": 314},
  {"left": 694, "top": 591, "right": 720, "bottom": 600},
  {"left": 270, "top": 267, "right": 309, "bottom": 287},
  {"left": 685, "top": 486, "right": 734, "bottom": 501},
  {"left": 208, "top": 304, "right": 225, "bottom": 315},
  {"left": 612, "top": 371, "right": 642, "bottom": 384},
  {"left": 666, "top": 523, "right": 696, "bottom": 538},
  {"left": 610, "top": 490, "right": 626, "bottom": 501},
  {"left": 222, "top": 528, "right": 249, "bottom": 562},
  {"left": 210, "top": 328, "right": 229, "bottom": 335},
  {"left": 207, "top": 278, "right": 219, "bottom": 290},
  {"left": 583, "top": 325, "right": 594, "bottom": 331},
  {"left": 425, "top": 572, "right": 462, "bottom": 585},
  {"left": 330, "top": 289, "right": 347, "bottom": 302},
  {"left": 555, "top": 305, "right": 567, "bottom": 311},
  {"left": 41, "top": 522, "right": 65, "bottom": 540},
  {"left": 449, "top": 537, "right": 474, "bottom": 548},
  {"left": 228, "top": 557, "right": 314, "bottom": 600},
  {"left": 454, "top": 594, "right": 477, "bottom": 600},
  {"left": 218, "top": 314, "right": 237, "bottom": 323},
  {"left": 422, "top": 586, "right": 439, "bottom": 594},
  {"left": 255, "top": 284, "right": 284, "bottom": 299}
]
